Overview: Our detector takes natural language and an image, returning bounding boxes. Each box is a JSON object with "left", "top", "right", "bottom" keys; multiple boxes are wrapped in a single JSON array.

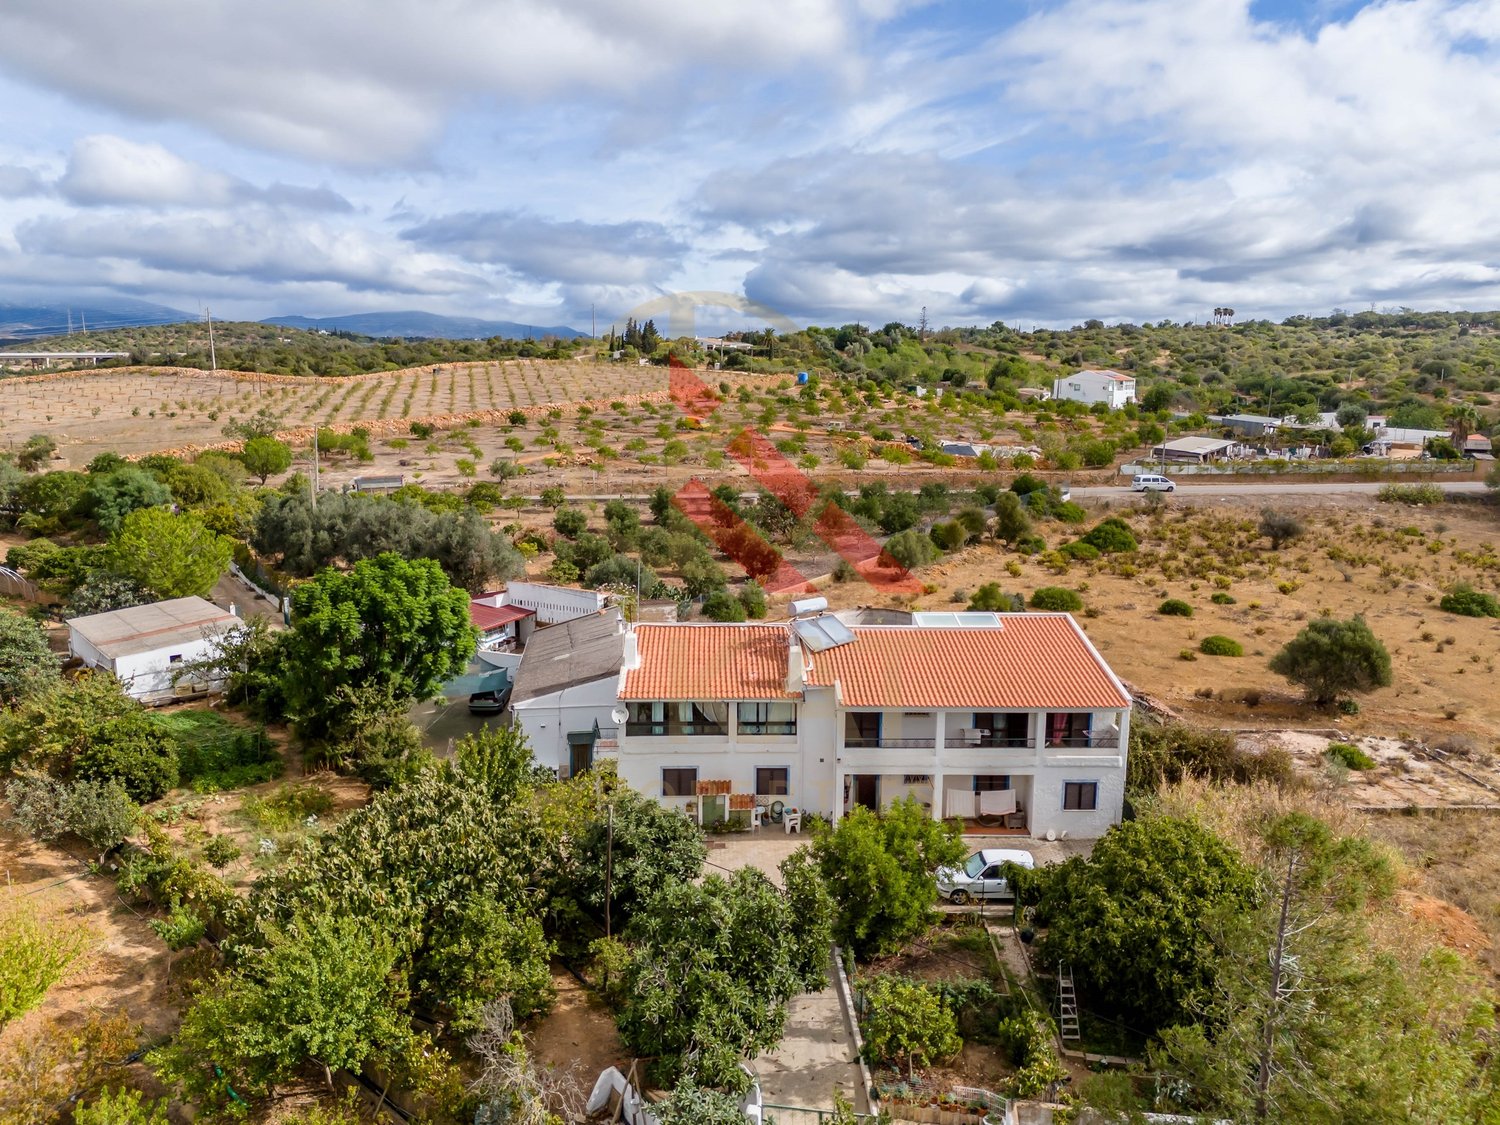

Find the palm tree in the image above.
[{"left": 1448, "top": 401, "right": 1481, "bottom": 448}]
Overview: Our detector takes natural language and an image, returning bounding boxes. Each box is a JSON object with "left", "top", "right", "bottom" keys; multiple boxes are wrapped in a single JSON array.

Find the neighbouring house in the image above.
[
  {"left": 1216, "top": 413, "right": 1283, "bottom": 437},
  {"left": 510, "top": 607, "right": 627, "bottom": 778},
  {"left": 1051, "top": 369, "right": 1136, "bottom": 409},
  {"left": 66, "top": 596, "right": 242, "bottom": 702},
  {"left": 469, "top": 581, "right": 608, "bottom": 671},
  {"left": 1150, "top": 436, "right": 1246, "bottom": 464},
  {"left": 1016, "top": 386, "right": 1052, "bottom": 402},
  {"left": 1365, "top": 426, "right": 1450, "bottom": 458},
  {"left": 1463, "top": 433, "right": 1493, "bottom": 457},
  {"left": 595, "top": 608, "right": 1132, "bottom": 838}
]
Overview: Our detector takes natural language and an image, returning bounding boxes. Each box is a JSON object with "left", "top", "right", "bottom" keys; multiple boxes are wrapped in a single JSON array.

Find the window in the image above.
[
  {"left": 973, "top": 775, "right": 1011, "bottom": 792},
  {"left": 628, "top": 702, "right": 726, "bottom": 736},
  {"left": 755, "top": 767, "right": 789, "bottom": 796},
  {"left": 168, "top": 654, "right": 183, "bottom": 663},
  {"left": 738, "top": 701, "right": 797, "bottom": 736},
  {"left": 1062, "top": 781, "right": 1098, "bottom": 811},
  {"left": 1046, "top": 713, "right": 1093, "bottom": 747},
  {"left": 662, "top": 768, "right": 698, "bottom": 797},
  {"left": 973, "top": 712, "right": 1029, "bottom": 746}
]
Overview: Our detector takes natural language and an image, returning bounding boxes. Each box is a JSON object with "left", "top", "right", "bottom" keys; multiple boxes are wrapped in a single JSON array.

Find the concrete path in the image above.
[{"left": 755, "top": 956, "right": 869, "bottom": 1113}]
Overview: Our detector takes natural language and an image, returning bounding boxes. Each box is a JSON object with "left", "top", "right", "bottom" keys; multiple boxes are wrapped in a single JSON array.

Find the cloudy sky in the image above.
[{"left": 0, "top": 0, "right": 1497, "bottom": 332}]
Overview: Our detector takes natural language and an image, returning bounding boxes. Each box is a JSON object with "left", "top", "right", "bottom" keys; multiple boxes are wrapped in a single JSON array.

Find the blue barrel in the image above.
[{"left": 796, "top": 371, "right": 810, "bottom": 384}]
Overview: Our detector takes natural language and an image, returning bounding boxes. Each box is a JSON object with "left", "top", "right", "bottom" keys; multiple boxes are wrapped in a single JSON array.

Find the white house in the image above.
[
  {"left": 510, "top": 608, "right": 628, "bottom": 778},
  {"left": 66, "top": 596, "right": 242, "bottom": 702},
  {"left": 596, "top": 611, "right": 1132, "bottom": 839},
  {"left": 1051, "top": 369, "right": 1136, "bottom": 410}
]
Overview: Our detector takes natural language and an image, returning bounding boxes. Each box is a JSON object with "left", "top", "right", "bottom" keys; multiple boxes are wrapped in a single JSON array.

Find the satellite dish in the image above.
[{"left": 611, "top": 705, "right": 630, "bottom": 724}]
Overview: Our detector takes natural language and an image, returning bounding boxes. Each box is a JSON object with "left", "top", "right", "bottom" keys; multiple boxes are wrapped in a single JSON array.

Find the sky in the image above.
[{"left": 0, "top": 0, "right": 1497, "bottom": 334}]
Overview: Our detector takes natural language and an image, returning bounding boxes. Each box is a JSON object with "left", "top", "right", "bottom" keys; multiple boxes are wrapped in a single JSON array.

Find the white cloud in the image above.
[
  {"left": 0, "top": 164, "right": 46, "bottom": 198},
  {"left": 0, "top": 1, "right": 892, "bottom": 164}
]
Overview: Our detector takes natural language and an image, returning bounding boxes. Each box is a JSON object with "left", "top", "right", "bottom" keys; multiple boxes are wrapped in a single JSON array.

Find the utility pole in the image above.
[
  {"left": 604, "top": 801, "right": 614, "bottom": 940},
  {"left": 205, "top": 306, "right": 218, "bottom": 372}
]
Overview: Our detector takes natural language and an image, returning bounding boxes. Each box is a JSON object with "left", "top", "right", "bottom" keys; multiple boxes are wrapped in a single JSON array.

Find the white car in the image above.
[
  {"left": 1131, "top": 473, "right": 1176, "bottom": 492},
  {"left": 936, "top": 848, "right": 1035, "bottom": 905}
]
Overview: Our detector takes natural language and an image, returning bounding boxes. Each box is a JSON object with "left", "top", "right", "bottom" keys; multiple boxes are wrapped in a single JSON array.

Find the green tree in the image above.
[
  {"left": 883, "top": 528, "right": 940, "bottom": 571},
  {"left": 860, "top": 975, "right": 961, "bottom": 1079},
  {"left": 1029, "top": 815, "right": 1259, "bottom": 1032},
  {"left": 241, "top": 436, "right": 293, "bottom": 483},
  {"left": 281, "top": 553, "right": 477, "bottom": 738},
  {"left": 77, "top": 466, "right": 172, "bottom": 534},
  {"left": 15, "top": 433, "right": 57, "bottom": 471},
  {"left": 157, "top": 913, "right": 412, "bottom": 1104},
  {"left": 71, "top": 1086, "right": 171, "bottom": 1125},
  {"left": 702, "top": 588, "right": 747, "bottom": 621},
  {"left": 811, "top": 797, "right": 966, "bottom": 960},
  {"left": 1269, "top": 615, "right": 1392, "bottom": 706},
  {"left": 553, "top": 506, "right": 587, "bottom": 538},
  {"left": 109, "top": 507, "right": 231, "bottom": 598},
  {"left": 455, "top": 723, "right": 546, "bottom": 805},
  {"left": 71, "top": 709, "right": 180, "bottom": 801},
  {"left": 65, "top": 571, "right": 153, "bottom": 618},
  {"left": 993, "top": 491, "right": 1033, "bottom": 544},
  {"left": 614, "top": 868, "right": 820, "bottom": 1089},
  {"left": 0, "top": 607, "right": 60, "bottom": 706}
]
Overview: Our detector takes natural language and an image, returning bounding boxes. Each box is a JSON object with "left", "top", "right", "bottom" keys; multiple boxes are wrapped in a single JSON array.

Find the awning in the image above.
[{"left": 439, "top": 667, "right": 510, "bottom": 697}]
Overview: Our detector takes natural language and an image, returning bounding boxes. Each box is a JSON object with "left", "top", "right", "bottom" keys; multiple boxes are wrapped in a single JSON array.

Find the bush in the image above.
[
  {"left": 0, "top": 888, "right": 93, "bottom": 1027},
  {"left": 152, "top": 711, "right": 281, "bottom": 792},
  {"left": 1199, "top": 635, "right": 1243, "bottom": 656},
  {"left": 1210, "top": 592, "right": 1237, "bottom": 605},
  {"left": 969, "top": 583, "right": 1023, "bottom": 612},
  {"left": 1059, "top": 540, "right": 1100, "bottom": 561},
  {"left": 1376, "top": 483, "right": 1444, "bottom": 505},
  {"left": 1016, "top": 533, "right": 1046, "bottom": 555},
  {"left": 1158, "top": 598, "right": 1195, "bottom": 618},
  {"left": 72, "top": 712, "right": 180, "bottom": 801},
  {"left": 1030, "top": 586, "right": 1083, "bottom": 611},
  {"left": 884, "top": 528, "right": 941, "bottom": 571},
  {"left": 996, "top": 1009, "right": 1067, "bottom": 1098},
  {"left": 702, "top": 589, "right": 747, "bottom": 622},
  {"left": 1259, "top": 508, "right": 1304, "bottom": 549},
  {"left": 1327, "top": 741, "right": 1376, "bottom": 770},
  {"left": 71, "top": 1086, "right": 171, "bottom": 1125},
  {"left": 1127, "top": 722, "right": 1297, "bottom": 794},
  {"left": 1081, "top": 517, "right": 1138, "bottom": 554},
  {"left": 552, "top": 506, "right": 587, "bottom": 539},
  {"left": 4, "top": 773, "right": 139, "bottom": 857},
  {"left": 1439, "top": 584, "right": 1500, "bottom": 618}
]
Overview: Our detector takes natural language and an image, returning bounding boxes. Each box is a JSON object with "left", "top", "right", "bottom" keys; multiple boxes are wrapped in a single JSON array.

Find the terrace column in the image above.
[{"left": 932, "top": 712, "right": 946, "bottom": 820}]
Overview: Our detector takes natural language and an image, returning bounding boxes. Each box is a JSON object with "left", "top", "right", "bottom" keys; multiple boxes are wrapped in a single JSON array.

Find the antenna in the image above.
[{"left": 205, "top": 306, "right": 218, "bottom": 372}]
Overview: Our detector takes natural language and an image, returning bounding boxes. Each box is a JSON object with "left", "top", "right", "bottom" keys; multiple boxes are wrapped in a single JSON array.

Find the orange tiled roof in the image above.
[
  {"left": 812, "top": 617, "right": 1129, "bottom": 709},
  {"left": 619, "top": 617, "right": 1128, "bottom": 709},
  {"left": 621, "top": 624, "right": 796, "bottom": 701}
]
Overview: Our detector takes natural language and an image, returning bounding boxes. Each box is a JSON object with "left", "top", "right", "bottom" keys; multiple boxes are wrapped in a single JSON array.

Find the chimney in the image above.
[
  {"left": 622, "top": 627, "right": 640, "bottom": 671},
  {"left": 786, "top": 634, "right": 806, "bottom": 694}
]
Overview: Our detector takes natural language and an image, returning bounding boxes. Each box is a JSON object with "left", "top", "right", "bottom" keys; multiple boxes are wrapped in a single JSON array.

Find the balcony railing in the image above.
[
  {"left": 738, "top": 721, "right": 799, "bottom": 736},
  {"left": 625, "top": 721, "right": 727, "bottom": 737},
  {"left": 1046, "top": 734, "right": 1120, "bottom": 749},
  {"left": 845, "top": 736, "right": 937, "bottom": 749},
  {"left": 953, "top": 733, "right": 1034, "bottom": 749}
]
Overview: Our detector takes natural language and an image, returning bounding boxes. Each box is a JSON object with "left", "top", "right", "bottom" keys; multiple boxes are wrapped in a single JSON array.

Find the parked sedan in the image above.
[
  {"left": 468, "top": 681, "right": 513, "bottom": 715},
  {"left": 936, "top": 848, "right": 1035, "bottom": 905}
]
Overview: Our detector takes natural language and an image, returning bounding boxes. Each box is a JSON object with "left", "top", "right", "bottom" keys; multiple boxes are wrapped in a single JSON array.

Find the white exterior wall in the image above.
[
  {"left": 1052, "top": 373, "right": 1137, "bottom": 409},
  {"left": 502, "top": 582, "right": 607, "bottom": 625},
  {"left": 70, "top": 633, "right": 226, "bottom": 701},
  {"left": 512, "top": 676, "right": 620, "bottom": 776}
]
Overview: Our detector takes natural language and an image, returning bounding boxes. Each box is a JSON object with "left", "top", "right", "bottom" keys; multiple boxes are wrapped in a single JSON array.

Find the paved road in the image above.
[
  {"left": 506, "top": 479, "right": 1487, "bottom": 504},
  {"left": 1073, "top": 479, "right": 1487, "bottom": 498},
  {"left": 754, "top": 953, "right": 869, "bottom": 1114}
]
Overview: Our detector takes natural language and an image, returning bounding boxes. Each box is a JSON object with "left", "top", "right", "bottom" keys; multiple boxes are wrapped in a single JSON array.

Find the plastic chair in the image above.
[
  {"left": 783, "top": 808, "right": 802, "bottom": 834},
  {"left": 750, "top": 806, "right": 763, "bottom": 830}
]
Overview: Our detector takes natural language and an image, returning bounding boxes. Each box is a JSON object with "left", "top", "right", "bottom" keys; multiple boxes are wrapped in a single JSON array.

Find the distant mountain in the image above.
[
  {"left": 0, "top": 297, "right": 193, "bottom": 341},
  {"left": 263, "top": 311, "right": 585, "bottom": 340}
]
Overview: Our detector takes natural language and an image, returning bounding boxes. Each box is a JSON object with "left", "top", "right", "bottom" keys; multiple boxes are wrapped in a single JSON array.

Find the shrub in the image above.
[
  {"left": 884, "top": 528, "right": 941, "bottom": 571},
  {"left": 1030, "top": 587, "right": 1083, "bottom": 611},
  {"left": 71, "top": 1086, "right": 171, "bottom": 1125},
  {"left": 1210, "top": 592, "right": 1237, "bottom": 605},
  {"left": 969, "top": 583, "right": 1023, "bottom": 612},
  {"left": 1016, "top": 534, "right": 1046, "bottom": 555},
  {"left": 1158, "top": 598, "right": 1194, "bottom": 617},
  {"left": 0, "top": 888, "right": 94, "bottom": 1027},
  {"left": 552, "top": 506, "right": 587, "bottom": 539},
  {"left": 1376, "top": 483, "right": 1444, "bottom": 505},
  {"left": 996, "top": 1009, "right": 1067, "bottom": 1098},
  {"left": 1127, "top": 722, "right": 1296, "bottom": 793},
  {"left": 1199, "top": 635, "right": 1244, "bottom": 657},
  {"left": 1059, "top": 540, "right": 1101, "bottom": 561},
  {"left": 1439, "top": 584, "right": 1500, "bottom": 618},
  {"left": 1326, "top": 741, "right": 1376, "bottom": 770},
  {"left": 701, "top": 589, "right": 747, "bottom": 622},
  {"left": 1259, "top": 508, "right": 1304, "bottom": 549},
  {"left": 1052, "top": 501, "right": 1088, "bottom": 524},
  {"left": 1081, "top": 517, "right": 1138, "bottom": 554}
]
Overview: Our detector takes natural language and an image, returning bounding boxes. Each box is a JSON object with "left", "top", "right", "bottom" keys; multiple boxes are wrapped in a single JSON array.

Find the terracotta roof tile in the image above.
[
  {"left": 621, "top": 624, "right": 795, "bottom": 701},
  {"left": 619, "top": 616, "right": 1128, "bottom": 710},
  {"left": 812, "top": 617, "right": 1129, "bottom": 709}
]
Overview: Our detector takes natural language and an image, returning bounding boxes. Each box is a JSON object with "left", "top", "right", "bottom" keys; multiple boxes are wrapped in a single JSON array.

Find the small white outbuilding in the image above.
[{"left": 66, "top": 596, "right": 242, "bottom": 702}]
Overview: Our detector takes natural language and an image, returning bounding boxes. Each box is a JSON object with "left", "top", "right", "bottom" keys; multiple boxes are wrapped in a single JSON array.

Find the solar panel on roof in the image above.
[{"left": 793, "top": 615, "right": 856, "bottom": 652}]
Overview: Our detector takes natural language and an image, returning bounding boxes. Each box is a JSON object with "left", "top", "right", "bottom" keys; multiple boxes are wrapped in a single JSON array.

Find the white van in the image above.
[
  {"left": 936, "top": 848, "right": 1035, "bottom": 904},
  {"left": 1131, "top": 473, "right": 1176, "bottom": 492}
]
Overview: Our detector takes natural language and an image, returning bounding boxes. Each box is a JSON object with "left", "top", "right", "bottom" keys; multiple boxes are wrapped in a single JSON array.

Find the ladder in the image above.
[{"left": 1057, "top": 962, "right": 1081, "bottom": 1043}]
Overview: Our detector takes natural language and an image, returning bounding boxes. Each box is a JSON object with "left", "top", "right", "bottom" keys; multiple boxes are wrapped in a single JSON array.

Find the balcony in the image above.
[
  {"left": 625, "top": 721, "right": 726, "bottom": 738},
  {"left": 953, "top": 732, "right": 1034, "bottom": 749},
  {"left": 845, "top": 736, "right": 937, "bottom": 750},
  {"left": 738, "top": 721, "right": 798, "bottom": 736},
  {"left": 1046, "top": 734, "right": 1120, "bottom": 750}
]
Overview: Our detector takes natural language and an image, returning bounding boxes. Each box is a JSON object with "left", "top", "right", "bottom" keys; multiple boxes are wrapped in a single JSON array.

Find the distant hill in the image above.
[
  {"left": 0, "top": 298, "right": 192, "bottom": 342},
  {"left": 263, "top": 311, "right": 585, "bottom": 340}
]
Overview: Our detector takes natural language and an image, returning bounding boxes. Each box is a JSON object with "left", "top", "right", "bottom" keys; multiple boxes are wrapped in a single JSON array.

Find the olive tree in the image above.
[{"left": 1269, "top": 615, "right": 1392, "bottom": 706}]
